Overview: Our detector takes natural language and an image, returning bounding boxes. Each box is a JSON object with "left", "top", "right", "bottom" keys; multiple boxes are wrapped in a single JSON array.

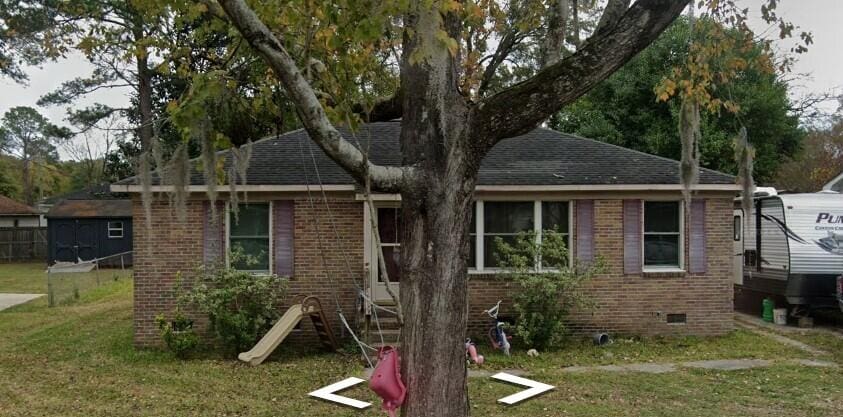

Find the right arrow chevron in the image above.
[{"left": 491, "top": 372, "right": 555, "bottom": 405}]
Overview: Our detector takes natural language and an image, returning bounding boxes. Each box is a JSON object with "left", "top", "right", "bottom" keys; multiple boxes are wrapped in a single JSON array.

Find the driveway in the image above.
[{"left": 0, "top": 293, "right": 44, "bottom": 311}]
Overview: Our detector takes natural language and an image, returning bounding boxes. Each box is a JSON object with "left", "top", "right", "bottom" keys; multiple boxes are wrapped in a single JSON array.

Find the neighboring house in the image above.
[
  {"left": 46, "top": 185, "right": 133, "bottom": 267},
  {"left": 823, "top": 171, "right": 843, "bottom": 193},
  {"left": 112, "top": 122, "right": 740, "bottom": 347},
  {"left": 0, "top": 195, "right": 43, "bottom": 228}
]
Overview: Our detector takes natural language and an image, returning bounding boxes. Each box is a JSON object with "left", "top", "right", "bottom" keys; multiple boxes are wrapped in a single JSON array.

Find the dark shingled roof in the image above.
[
  {"left": 0, "top": 195, "right": 39, "bottom": 215},
  {"left": 116, "top": 121, "right": 735, "bottom": 186},
  {"left": 47, "top": 200, "right": 132, "bottom": 219}
]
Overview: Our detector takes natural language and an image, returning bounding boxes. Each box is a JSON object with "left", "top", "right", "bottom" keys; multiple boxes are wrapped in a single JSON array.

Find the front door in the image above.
[
  {"left": 368, "top": 204, "right": 401, "bottom": 302},
  {"left": 733, "top": 209, "right": 744, "bottom": 285}
]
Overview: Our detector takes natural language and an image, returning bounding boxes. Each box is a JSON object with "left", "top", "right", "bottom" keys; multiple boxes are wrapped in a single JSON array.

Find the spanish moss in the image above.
[
  {"left": 166, "top": 143, "right": 190, "bottom": 222},
  {"left": 678, "top": 97, "right": 701, "bottom": 207},
  {"left": 734, "top": 127, "right": 755, "bottom": 214}
]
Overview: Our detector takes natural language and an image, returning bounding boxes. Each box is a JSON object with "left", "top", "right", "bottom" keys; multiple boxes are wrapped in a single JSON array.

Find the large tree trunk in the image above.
[{"left": 397, "top": 7, "right": 478, "bottom": 417}]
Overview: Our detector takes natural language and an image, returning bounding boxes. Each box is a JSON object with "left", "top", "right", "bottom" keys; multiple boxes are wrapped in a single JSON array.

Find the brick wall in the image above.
[
  {"left": 132, "top": 197, "right": 364, "bottom": 347},
  {"left": 467, "top": 198, "right": 734, "bottom": 338},
  {"left": 133, "top": 195, "right": 733, "bottom": 347},
  {"left": 133, "top": 199, "right": 205, "bottom": 346}
]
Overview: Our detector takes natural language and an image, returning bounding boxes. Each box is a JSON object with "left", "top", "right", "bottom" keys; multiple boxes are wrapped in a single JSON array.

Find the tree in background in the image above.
[
  {"left": 775, "top": 118, "right": 843, "bottom": 192},
  {"left": 0, "top": 106, "right": 72, "bottom": 204},
  {"left": 551, "top": 18, "right": 803, "bottom": 184}
]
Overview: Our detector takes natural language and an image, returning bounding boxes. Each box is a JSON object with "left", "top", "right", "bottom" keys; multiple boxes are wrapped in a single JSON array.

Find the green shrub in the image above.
[
  {"left": 494, "top": 230, "right": 604, "bottom": 351},
  {"left": 182, "top": 251, "right": 287, "bottom": 354},
  {"left": 155, "top": 310, "right": 199, "bottom": 359}
]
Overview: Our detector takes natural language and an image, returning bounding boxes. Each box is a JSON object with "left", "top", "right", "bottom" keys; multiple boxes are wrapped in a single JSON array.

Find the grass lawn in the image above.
[
  {"left": 1, "top": 266, "right": 842, "bottom": 416},
  {"left": 0, "top": 262, "right": 49, "bottom": 293}
]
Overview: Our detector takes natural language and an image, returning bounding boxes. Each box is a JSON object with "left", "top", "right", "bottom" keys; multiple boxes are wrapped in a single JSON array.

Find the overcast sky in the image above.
[{"left": 0, "top": 0, "right": 841, "bottom": 161}]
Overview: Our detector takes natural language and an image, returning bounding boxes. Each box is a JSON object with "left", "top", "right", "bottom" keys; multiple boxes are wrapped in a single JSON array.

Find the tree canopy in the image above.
[
  {"left": 551, "top": 18, "right": 803, "bottom": 184},
  {"left": 0, "top": 106, "right": 72, "bottom": 203}
]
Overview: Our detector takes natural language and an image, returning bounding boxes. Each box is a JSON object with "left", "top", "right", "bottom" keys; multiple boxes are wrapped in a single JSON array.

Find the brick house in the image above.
[{"left": 113, "top": 122, "right": 739, "bottom": 347}]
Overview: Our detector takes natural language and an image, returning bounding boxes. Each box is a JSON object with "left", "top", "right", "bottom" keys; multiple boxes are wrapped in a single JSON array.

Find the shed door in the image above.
[
  {"left": 54, "top": 222, "right": 77, "bottom": 262},
  {"left": 75, "top": 220, "right": 98, "bottom": 261},
  {"left": 54, "top": 220, "right": 99, "bottom": 262}
]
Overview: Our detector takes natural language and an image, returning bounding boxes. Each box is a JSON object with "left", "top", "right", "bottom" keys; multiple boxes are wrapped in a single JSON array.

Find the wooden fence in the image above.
[{"left": 0, "top": 227, "right": 47, "bottom": 262}]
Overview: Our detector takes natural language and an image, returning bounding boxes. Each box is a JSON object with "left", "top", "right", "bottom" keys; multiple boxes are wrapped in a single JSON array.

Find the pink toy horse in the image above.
[{"left": 369, "top": 346, "right": 406, "bottom": 417}]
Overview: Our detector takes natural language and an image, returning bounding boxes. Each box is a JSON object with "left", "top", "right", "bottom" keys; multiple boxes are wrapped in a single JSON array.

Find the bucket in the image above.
[
  {"left": 593, "top": 333, "right": 610, "bottom": 346},
  {"left": 773, "top": 308, "right": 787, "bottom": 325},
  {"left": 762, "top": 298, "right": 774, "bottom": 323}
]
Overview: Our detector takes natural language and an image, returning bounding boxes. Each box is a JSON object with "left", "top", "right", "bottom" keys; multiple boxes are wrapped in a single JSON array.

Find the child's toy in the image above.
[
  {"left": 369, "top": 346, "right": 406, "bottom": 417},
  {"left": 465, "top": 339, "right": 484, "bottom": 364},
  {"left": 484, "top": 300, "right": 511, "bottom": 356}
]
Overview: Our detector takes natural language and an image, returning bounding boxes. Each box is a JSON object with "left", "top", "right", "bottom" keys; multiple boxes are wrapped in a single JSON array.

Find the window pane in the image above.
[
  {"left": 230, "top": 204, "right": 269, "bottom": 237},
  {"left": 468, "top": 238, "right": 476, "bottom": 268},
  {"left": 230, "top": 238, "right": 270, "bottom": 270},
  {"left": 484, "top": 202, "right": 533, "bottom": 233},
  {"left": 644, "top": 235, "right": 680, "bottom": 266},
  {"left": 542, "top": 202, "right": 568, "bottom": 234},
  {"left": 378, "top": 208, "right": 401, "bottom": 244},
  {"left": 484, "top": 235, "right": 519, "bottom": 268},
  {"left": 644, "top": 202, "right": 680, "bottom": 233},
  {"left": 378, "top": 246, "right": 401, "bottom": 282}
]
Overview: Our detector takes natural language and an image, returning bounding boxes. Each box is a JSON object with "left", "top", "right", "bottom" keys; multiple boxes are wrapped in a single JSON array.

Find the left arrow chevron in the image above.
[{"left": 308, "top": 377, "right": 372, "bottom": 409}]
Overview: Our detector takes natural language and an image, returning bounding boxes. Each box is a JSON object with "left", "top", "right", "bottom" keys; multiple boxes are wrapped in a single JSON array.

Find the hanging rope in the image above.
[{"left": 295, "top": 134, "right": 377, "bottom": 364}]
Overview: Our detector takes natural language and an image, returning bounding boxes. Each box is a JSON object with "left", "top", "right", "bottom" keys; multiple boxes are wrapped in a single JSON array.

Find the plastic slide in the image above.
[{"left": 238, "top": 304, "right": 305, "bottom": 366}]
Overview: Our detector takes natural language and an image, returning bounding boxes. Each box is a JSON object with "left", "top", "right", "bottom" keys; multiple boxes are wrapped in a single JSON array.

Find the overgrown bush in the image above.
[
  {"left": 494, "top": 231, "right": 604, "bottom": 351},
  {"left": 155, "top": 310, "right": 199, "bottom": 359},
  {"left": 182, "top": 251, "right": 287, "bottom": 354}
]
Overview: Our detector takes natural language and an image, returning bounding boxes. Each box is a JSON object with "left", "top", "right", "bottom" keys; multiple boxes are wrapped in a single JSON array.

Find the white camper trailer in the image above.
[{"left": 735, "top": 192, "right": 843, "bottom": 311}]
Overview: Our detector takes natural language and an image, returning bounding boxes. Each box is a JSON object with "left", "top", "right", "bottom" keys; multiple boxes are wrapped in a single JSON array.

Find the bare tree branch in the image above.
[
  {"left": 472, "top": 0, "right": 687, "bottom": 146},
  {"left": 216, "top": 0, "right": 414, "bottom": 191},
  {"left": 541, "top": 0, "right": 570, "bottom": 67},
  {"left": 593, "top": 0, "right": 631, "bottom": 37},
  {"left": 477, "top": 30, "right": 521, "bottom": 96}
]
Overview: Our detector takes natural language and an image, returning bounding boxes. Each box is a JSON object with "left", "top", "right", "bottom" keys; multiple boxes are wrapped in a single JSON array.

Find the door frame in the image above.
[{"left": 363, "top": 200, "right": 401, "bottom": 303}]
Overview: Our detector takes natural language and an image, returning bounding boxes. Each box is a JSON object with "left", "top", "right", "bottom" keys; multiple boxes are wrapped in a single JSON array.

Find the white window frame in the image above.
[
  {"left": 225, "top": 201, "right": 273, "bottom": 275},
  {"left": 641, "top": 200, "right": 684, "bottom": 272},
  {"left": 107, "top": 221, "right": 124, "bottom": 239},
  {"left": 470, "top": 200, "right": 573, "bottom": 273}
]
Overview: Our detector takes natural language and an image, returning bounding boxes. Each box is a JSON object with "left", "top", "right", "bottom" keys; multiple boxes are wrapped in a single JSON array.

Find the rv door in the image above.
[{"left": 733, "top": 209, "right": 743, "bottom": 285}]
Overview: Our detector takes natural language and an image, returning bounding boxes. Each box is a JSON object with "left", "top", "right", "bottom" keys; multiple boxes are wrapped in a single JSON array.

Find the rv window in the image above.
[
  {"left": 643, "top": 201, "right": 682, "bottom": 269},
  {"left": 733, "top": 216, "right": 741, "bottom": 241},
  {"left": 228, "top": 203, "right": 270, "bottom": 273}
]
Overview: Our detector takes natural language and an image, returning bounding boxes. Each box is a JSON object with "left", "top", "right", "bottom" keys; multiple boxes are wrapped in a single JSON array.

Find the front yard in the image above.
[{"left": 1, "top": 263, "right": 842, "bottom": 416}]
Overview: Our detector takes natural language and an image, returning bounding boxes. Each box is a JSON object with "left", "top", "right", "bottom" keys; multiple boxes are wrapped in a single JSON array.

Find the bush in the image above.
[
  {"left": 155, "top": 310, "right": 199, "bottom": 359},
  {"left": 494, "top": 230, "right": 604, "bottom": 351},
  {"left": 182, "top": 251, "right": 287, "bottom": 354}
]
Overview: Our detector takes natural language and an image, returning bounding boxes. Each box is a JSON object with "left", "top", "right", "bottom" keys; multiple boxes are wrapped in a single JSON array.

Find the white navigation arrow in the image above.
[
  {"left": 491, "top": 372, "right": 554, "bottom": 405},
  {"left": 308, "top": 377, "right": 372, "bottom": 409}
]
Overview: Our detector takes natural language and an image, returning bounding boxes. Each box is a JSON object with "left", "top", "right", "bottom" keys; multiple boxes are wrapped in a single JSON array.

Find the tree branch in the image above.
[
  {"left": 216, "top": 0, "right": 414, "bottom": 191},
  {"left": 472, "top": 0, "right": 687, "bottom": 145},
  {"left": 593, "top": 0, "right": 631, "bottom": 37},
  {"left": 541, "top": 0, "right": 570, "bottom": 67}
]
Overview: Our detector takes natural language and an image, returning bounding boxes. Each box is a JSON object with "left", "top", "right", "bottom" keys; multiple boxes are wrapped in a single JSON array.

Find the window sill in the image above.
[{"left": 641, "top": 268, "right": 686, "bottom": 278}]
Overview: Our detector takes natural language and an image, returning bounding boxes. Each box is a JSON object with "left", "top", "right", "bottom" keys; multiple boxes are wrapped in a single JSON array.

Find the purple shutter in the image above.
[
  {"left": 273, "top": 200, "right": 295, "bottom": 276},
  {"left": 623, "top": 199, "right": 642, "bottom": 274},
  {"left": 689, "top": 199, "right": 707, "bottom": 273},
  {"left": 203, "top": 201, "right": 225, "bottom": 264},
  {"left": 576, "top": 200, "right": 595, "bottom": 264}
]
